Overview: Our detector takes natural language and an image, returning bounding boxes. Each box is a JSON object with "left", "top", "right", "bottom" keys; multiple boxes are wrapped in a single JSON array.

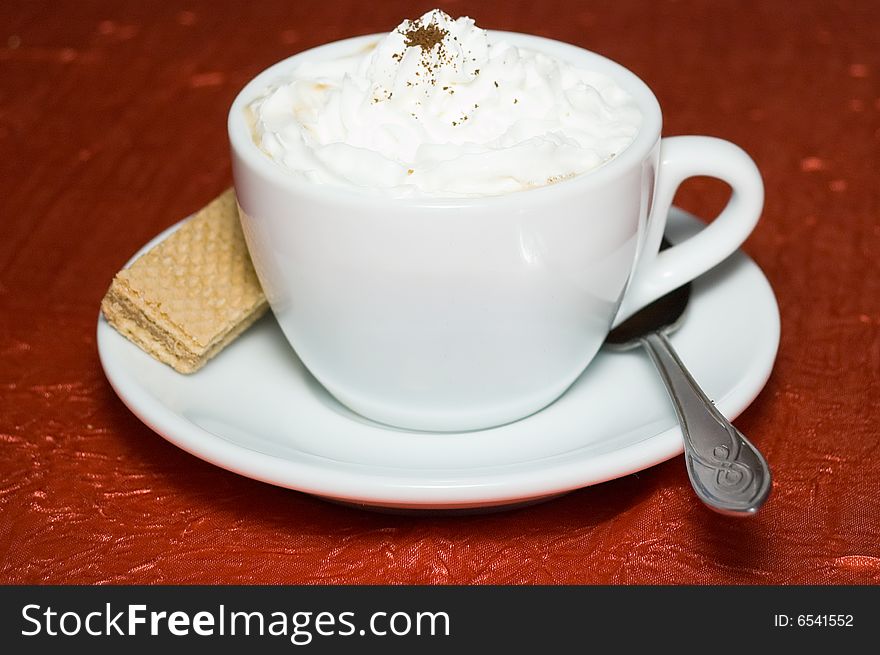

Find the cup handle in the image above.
[{"left": 613, "top": 135, "right": 764, "bottom": 327}]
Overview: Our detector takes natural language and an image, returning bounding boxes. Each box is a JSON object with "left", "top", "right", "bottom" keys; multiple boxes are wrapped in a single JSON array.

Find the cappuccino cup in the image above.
[{"left": 229, "top": 30, "right": 763, "bottom": 432}]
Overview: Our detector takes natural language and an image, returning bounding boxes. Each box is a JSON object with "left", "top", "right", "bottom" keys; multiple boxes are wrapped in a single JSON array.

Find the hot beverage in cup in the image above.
[{"left": 229, "top": 9, "right": 763, "bottom": 431}]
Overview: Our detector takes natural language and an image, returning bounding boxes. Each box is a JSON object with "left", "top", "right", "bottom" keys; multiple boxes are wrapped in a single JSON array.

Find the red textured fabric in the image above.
[{"left": 1, "top": 0, "right": 878, "bottom": 584}]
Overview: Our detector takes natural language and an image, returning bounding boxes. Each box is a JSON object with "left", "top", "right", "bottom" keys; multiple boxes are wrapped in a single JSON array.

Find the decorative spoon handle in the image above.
[{"left": 640, "top": 331, "right": 771, "bottom": 516}]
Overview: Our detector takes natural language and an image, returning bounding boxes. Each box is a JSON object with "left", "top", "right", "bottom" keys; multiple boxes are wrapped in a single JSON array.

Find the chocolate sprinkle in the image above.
[{"left": 403, "top": 22, "right": 447, "bottom": 51}]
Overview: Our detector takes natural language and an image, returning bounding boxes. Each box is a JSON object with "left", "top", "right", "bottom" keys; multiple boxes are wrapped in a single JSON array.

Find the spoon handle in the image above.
[{"left": 640, "top": 331, "right": 771, "bottom": 516}]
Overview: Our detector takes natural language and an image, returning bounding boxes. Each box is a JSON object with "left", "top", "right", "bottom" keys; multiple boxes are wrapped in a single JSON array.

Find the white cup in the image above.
[{"left": 229, "top": 32, "right": 763, "bottom": 432}]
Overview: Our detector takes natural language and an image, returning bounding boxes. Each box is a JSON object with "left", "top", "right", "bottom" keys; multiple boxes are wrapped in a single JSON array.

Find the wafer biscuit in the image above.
[{"left": 101, "top": 189, "right": 268, "bottom": 373}]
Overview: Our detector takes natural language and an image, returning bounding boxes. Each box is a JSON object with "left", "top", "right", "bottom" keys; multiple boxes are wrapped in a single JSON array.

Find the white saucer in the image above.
[{"left": 97, "top": 208, "right": 779, "bottom": 510}]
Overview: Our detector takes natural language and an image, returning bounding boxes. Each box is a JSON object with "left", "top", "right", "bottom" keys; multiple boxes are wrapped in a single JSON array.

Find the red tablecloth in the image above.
[{"left": 2, "top": 0, "right": 878, "bottom": 584}]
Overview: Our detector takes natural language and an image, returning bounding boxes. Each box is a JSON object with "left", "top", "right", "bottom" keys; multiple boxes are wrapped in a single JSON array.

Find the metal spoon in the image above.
[{"left": 606, "top": 252, "right": 771, "bottom": 516}]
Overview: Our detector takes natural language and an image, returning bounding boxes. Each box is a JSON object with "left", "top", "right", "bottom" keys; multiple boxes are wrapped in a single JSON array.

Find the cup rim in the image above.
[{"left": 228, "top": 30, "right": 662, "bottom": 208}]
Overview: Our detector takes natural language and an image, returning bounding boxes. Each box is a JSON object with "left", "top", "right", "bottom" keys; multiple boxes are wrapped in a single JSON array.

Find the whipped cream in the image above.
[{"left": 249, "top": 9, "right": 642, "bottom": 197}]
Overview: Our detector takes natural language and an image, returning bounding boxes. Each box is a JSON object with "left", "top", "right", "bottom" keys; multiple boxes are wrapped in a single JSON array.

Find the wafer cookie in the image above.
[{"left": 101, "top": 188, "right": 268, "bottom": 373}]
